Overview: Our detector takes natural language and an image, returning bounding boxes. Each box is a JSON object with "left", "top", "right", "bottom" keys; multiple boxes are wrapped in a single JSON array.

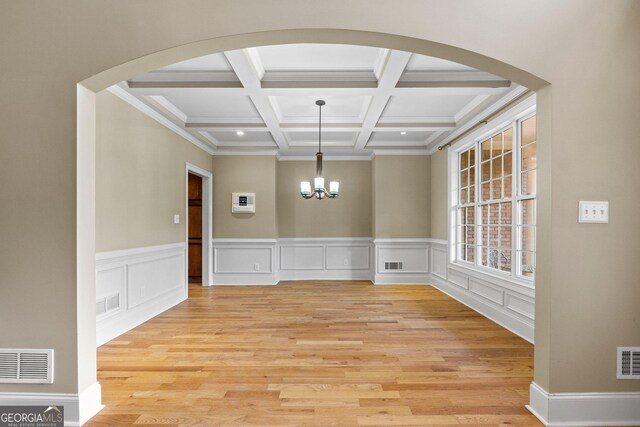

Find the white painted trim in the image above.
[
  {"left": 429, "top": 273, "right": 534, "bottom": 343},
  {"left": 107, "top": 84, "right": 216, "bottom": 155},
  {"left": 373, "top": 238, "right": 440, "bottom": 244},
  {"left": 374, "top": 274, "right": 430, "bottom": 284},
  {"left": 527, "top": 382, "right": 640, "bottom": 426},
  {"left": 276, "top": 154, "right": 374, "bottom": 161},
  {"left": 428, "top": 85, "right": 530, "bottom": 153},
  {"left": 186, "top": 163, "right": 213, "bottom": 286},
  {"left": 78, "top": 382, "right": 104, "bottom": 426},
  {"left": 279, "top": 237, "right": 372, "bottom": 244},
  {"left": 372, "top": 149, "right": 430, "bottom": 155},
  {"left": 212, "top": 149, "right": 279, "bottom": 156},
  {"left": 279, "top": 270, "right": 372, "bottom": 281},
  {"left": 212, "top": 238, "right": 279, "bottom": 244},
  {"left": 95, "top": 242, "right": 184, "bottom": 262},
  {"left": 0, "top": 382, "right": 104, "bottom": 426},
  {"left": 96, "top": 243, "right": 187, "bottom": 346},
  {"left": 211, "top": 239, "right": 279, "bottom": 285},
  {"left": 212, "top": 274, "right": 279, "bottom": 286},
  {"left": 96, "top": 287, "right": 186, "bottom": 346}
]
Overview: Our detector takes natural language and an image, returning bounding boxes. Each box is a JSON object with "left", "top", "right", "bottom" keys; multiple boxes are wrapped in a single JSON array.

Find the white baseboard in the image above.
[
  {"left": 527, "top": 382, "right": 640, "bottom": 426},
  {"left": 0, "top": 381, "right": 104, "bottom": 426},
  {"left": 280, "top": 270, "right": 372, "bottom": 281},
  {"left": 212, "top": 273, "right": 279, "bottom": 285},
  {"left": 78, "top": 382, "right": 104, "bottom": 425},
  {"left": 373, "top": 273, "right": 429, "bottom": 284}
]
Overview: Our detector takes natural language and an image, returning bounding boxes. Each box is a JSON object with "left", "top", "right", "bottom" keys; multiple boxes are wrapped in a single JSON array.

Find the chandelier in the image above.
[{"left": 300, "top": 100, "right": 339, "bottom": 200}]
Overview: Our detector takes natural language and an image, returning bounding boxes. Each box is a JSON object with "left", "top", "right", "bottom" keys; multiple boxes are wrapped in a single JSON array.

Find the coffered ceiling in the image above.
[{"left": 111, "top": 44, "right": 525, "bottom": 157}]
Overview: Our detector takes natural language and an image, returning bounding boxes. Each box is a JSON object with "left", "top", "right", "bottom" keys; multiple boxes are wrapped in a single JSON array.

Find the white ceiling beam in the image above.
[
  {"left": 354, "top": 50, "right": 412, "bottom": 150},
  {"left": 224, "top": 49, "right": 289, "bottom": 150},
  {"left": 183, "top": 122, "right": 456, "bottom": 132}
]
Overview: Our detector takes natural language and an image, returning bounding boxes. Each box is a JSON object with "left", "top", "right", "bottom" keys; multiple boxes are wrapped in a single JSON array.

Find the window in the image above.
[{"left": 453, "top": 111, "right": 536, "bottom": 281}]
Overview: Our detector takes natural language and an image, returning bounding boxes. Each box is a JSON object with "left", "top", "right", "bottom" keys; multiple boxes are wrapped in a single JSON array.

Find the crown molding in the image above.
[
  {"left": 107, "top": 84, "right": 216, "bottom": 155},
  {"left": 426, "top": 85, "right": 530, "bottom": 154}
]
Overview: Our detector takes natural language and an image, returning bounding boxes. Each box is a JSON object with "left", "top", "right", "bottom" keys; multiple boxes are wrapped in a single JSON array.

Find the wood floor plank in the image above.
[{"left": 86, "top": 280, "right": 540, "bottom": 426}]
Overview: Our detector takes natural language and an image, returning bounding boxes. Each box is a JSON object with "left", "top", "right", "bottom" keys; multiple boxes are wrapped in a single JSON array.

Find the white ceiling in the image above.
[{"left": 113, "top": 43, "right": 523, "bottom": 157}]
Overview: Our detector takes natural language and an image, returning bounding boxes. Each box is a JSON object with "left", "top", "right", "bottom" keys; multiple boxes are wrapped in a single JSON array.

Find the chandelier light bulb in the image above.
[{"left": 300, "top": 181, "right": 311, "bottom": 195}]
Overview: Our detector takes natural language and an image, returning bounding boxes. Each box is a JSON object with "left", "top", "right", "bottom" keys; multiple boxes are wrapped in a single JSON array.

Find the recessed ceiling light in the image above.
[
  {"left": 236, "top": 130, "right": 245, "bottom": 136},
  {"left": 400, "top": 131, "right": 407, "bottom": 135}
]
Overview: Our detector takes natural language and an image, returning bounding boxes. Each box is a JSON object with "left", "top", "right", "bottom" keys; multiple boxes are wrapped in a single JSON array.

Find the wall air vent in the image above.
[
  {"left": 384, "top": 261, "right": 403, "bottom": 270},
  {"left": 617, "top": 347, "right": 640, "bottom": 379},
  {"left": 0, "top": 349, "right": 53, "bottom": 383},
  {"left": 96, "top": 293, "right": 120, "bottom": 317}
]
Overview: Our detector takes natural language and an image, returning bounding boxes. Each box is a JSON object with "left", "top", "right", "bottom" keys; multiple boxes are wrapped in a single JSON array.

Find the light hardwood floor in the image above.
[{"left": 87, "top": 281, "right": 541, "bottom": 426}]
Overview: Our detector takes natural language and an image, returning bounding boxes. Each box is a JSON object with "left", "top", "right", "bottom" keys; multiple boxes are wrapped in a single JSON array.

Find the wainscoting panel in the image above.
[
  {"left": 326, "top": 245, "right": 370, "bottom": 270},
  {"left": 426, "top": 241, "right": 535, "bottom": 343},
  {"left": 373, "top": 239, "right": 430, "bottom": 284},
  {"left": 280, "top": 245, "right": 324, "bottom": 271},
  {"left": 278, "top": 238, "right": 373, "bottom": 280},
  {"left": 127, "top": 254, "right": 185, "bottom": 309},
  {"left": 430, "top": 245, "right": 448, "bottom": 280},
  {"left": 212, "top": 239, "right": 278, "bottom": 285},
  {"left": 96, "top": 243, "right": 186, "bottom": 346}
]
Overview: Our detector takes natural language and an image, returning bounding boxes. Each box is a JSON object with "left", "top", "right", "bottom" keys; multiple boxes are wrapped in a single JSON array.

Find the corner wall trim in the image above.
[
  {"left": 527, "top": 382, "right": 640, "bottom": 426},
  {"left": 0, "top": 381, "right": 104, "bottom": 426}
]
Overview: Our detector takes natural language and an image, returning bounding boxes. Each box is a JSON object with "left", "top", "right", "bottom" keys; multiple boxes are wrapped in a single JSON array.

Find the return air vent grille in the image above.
[
  {"left": 384, "top": 261, "right": 403, "bottom": 270},
  {"left": 96, "top": 293, "right": 120, "bottom": 317},
  {"left": 617, "top": 347, "right": 640, "bottom": 379},
  {"left": 0, "top": 349, "right": 53, "bottom": 383}
]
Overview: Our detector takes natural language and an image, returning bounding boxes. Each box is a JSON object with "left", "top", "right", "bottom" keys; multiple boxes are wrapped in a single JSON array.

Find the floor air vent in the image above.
[
  {"left": 96, "top": 293, "right": 120, "bottom": 316},
  {"left": 617, "top": 347, "right": 640, "bottom": 379},
  {"left": 0, "top": 349, "right": 53, "bottom": 383},
  {"left": 384, "top": 261, "right": 403, "bottom": 270}
]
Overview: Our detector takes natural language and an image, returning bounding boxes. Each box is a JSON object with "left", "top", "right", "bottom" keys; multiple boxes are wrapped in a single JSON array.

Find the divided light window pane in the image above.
[{"left": 454, "top": 113, "right": 537, "bottom": 281}]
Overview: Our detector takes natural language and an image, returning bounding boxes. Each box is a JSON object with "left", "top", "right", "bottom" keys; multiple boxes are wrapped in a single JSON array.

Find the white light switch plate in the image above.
[
  {"left": 173, "top": 214, "right": 180, "bottom": 224},
  {"left": 578, "top": 201, "right": 608, "bottom": 223}
]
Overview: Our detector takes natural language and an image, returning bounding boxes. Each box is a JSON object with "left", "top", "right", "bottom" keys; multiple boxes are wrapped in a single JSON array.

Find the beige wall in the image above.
[
  {"left": 96, "top": 91, "right": 212, "bottom": 252},
  {"left": 1, "top": 0, "right": 639, "bottom": 397},
  {"left": 211, "top": 156, "right": 278, "bottom": 238},
  {"left": 277, "top": 160, "right": 372, "bottom": 237},
  {"left": 373, "top": 156, "right": 431, "bottom": 238},
  {"left": 430, "top": 149, "right": 449, "bottom": 241}
]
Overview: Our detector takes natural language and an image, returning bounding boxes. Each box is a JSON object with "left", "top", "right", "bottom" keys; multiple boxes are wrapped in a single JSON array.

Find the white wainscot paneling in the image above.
[
  {"left": 430, "top": 244, "right": 448, "bottom": 280},
  {"left": 326, "top": 245, "right": 370, "bottom": 270},
  {"left": 374, "top": 239, "right": 430, "bottom": 284},
  {"left": 96, "top": 243, "right": 186, "bottom": 347},
  {"left": 280, "top": 245, "right": 324, "bottom": 270},
  {"left": 429, "top": 262, "right": 535, "bottom": 343},
  {"left": 447, "top": 268, "right": 469, "bottom": 290},
  {"left": 127, "top": 254, "right": 185, "bottom": 309},
  {"left": 215, "top": 247, "right": 273, "bottom": 273},
  {"left": 212, "top": 239, "right": 277, "bottom": 285},
  {"left": 278, "top": 238, "right": 373, "bottom": 280},
  {"left": 505, "top": 293, "right": 535, "bottom": 321},
  {"left": 469, "top": 278, "right": 504, "bottom": 306}
]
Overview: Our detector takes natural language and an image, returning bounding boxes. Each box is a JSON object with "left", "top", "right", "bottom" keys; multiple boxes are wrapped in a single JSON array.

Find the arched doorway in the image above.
[{"left": 79, "top": 28, "right": 550, "bottom": 424}]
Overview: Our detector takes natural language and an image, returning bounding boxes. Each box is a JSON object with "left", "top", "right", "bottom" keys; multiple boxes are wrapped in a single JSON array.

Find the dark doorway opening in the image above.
[{"left": 188, "top": 173, "right": 203, "bottom": 284}]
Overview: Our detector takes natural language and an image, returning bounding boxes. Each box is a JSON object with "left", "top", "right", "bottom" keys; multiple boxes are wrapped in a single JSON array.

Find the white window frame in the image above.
[{"left": 449, "top": 96, "right": 536, "bottom": 288}]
